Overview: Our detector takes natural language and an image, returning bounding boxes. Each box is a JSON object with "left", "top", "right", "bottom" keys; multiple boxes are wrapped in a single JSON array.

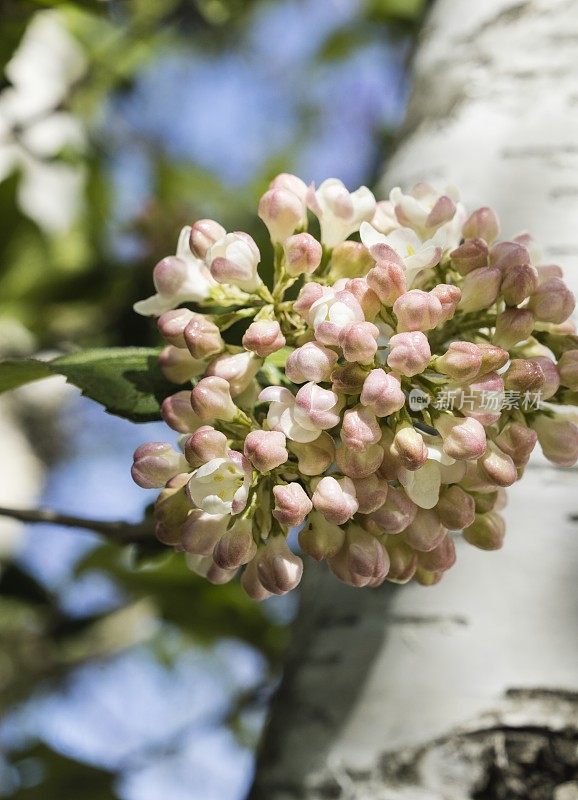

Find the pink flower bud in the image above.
[
  {"left": 335, "top": 442, "right": 384, "bottom": 479},
  {"left": 478, "top": 442, "right": 518, "bottom": 487},
  {"left": 269, "top": 172, "right": 308, "bottom": 199},
  {"left": 242, "top": 320, "right": 286, "bottom": 358},
  {"left": 208, "top": 232, "right": 261, "bottom": 293},
  {"left": 159, "top": 346, "right": 205, "bottom": 384},
  {"left": 258, "top": 187, "right": 307, "bottom": 243},
  {"left": 417, "top": 535, "right": 456, "bottom": 572},
  {"left": 161, "top": 391, "right": 202, "bottom": 433},
  {"left": 286, "top": 342, "right": 338, "bottom": 384},
  {"left": 154, "top": 483, "right": 191, "bottom": 531},
  {"left": 341, "top": 405, "right": 381, "bottom": 452},
  {"left": 500, "top": 263, "right": 538, "bottom": 306},
  {"left": 313, "top": 290, "right": 365, "bottom": 346},
  {"left": 294, "top": 382, "right": 342, "bottom": 430},
  {"left": 387, "top": 331, "right": 431, "bottom": 377},
  {"left": 288, "top": 432, "right": 335, "bottom": 476},
  {"left": 430, "top": 284, "right": 461, "bottom": 322},
  {"left": 189, "top": 219, "right": 226, "bottom": 259},
  {"left": 352, "top": 474, "right": 389, "bottom": 514},
  {"left": 450, "top": 238, "right": 489, "bottom": 275},
  {"left": 312, "top": 476, "right": 358, "bottom": 525},
  {"left": 558, "top": 350, "right": 578, "bottom": 390},
  {"left": 189, "top": 556, "right": 238, "bottom": 586},
  {"left": 184, "top": 425, "right": 228, "bottom": 466},
  {"left": 183, "top": 315, "right": 223, "bottom": 360},
  {"left": 458, "top": 266, "right": 502, "bottom": 313},
  {"left": 257, "top": 536, "right": 303, "bottom": 595},
  {"left": 368, "top": 485, "right": 417, "bottom": 534},
  {"left": 205, "top": 351, "right": 261, "bottom": 396},
  {"left": 360, "top": 368, "right": 405, "bottom": 417},
  {"left": 344, "top": 278, "right": 381, "bottom": 320},
  {"left": 504, "top": 356, "right": 560, "bottom": 400},
  {"left": 531, "top": 415, "right": 578, "bottom": 466},
  {"left": 338, "top": 321, "right": 379, "bottom": 364},
  {"left": 391, "top": 424, "right": 428, "bottom": 470},
  {"left": 328, "top": 526, "right": 389, "bottom": 588},
  {"left": 393, "top": 289, "right": 443, "bottom": 332},
  {"left": 384, "top": 538, "right": 417, "bottom": 583},
  {"left": 462, "top": 207, "right": 500, "bottom": 244},
  {"left": 435, "top": 341, "right": 483, "bottom": 383},
  {"left": 477, "top": 342, "right": 509, "bottom": 375},
  {"left": 298, "top": 511, "right": 345, "bottom": 560},
  {"left": 181, "top": 510, "right": 229, "bottom": 555},
  {"left": 272, "top": 482, "right": 313, "bottom": 526},
  {"left": 190, "top": 376, "right": 238, "bottom": 421},
  {"left": 527, "top": 277, "right": 576, "bottom": 324},
  {"left": 131, "top": 442, "right": 188, "bottom": 488},
  {"left": 461, "top": 371, "right": 505, "bottom": 426},
  {"left": 331, "top": 362, "right": 368, "bottom": 395},
  {"left": 157, "top": 308, "right": 196, "bottom": 347},
  {"left": 241, "top": 555, "right": 272, "bottom": 601},
  {"left": 493, "top": 421, "right": 537, "bottom": 468},
  {"left": 293, "top": 282, "right": 325, "bottom": 320},
  {"left": 328, "top": 241, "right": 374, "bottom": 280},
  {"left": 537, "top": 264, "right": 563, "bottom": 283},
  {"left": 490, "top": 240, "right": 530, "bottom": 271},
  {"left": 436, "top": 485, "right": 476, "bottom": 530},
  {"left": 493, "top": 308, "right": 535, "bottom": 349},
  {"left": 463, "top": 512, "right": 505, "bottom": 550},
  {"left": 435, "top": 414, "right": 487, "bottom": 461},
  {"left": 213, "top": 519, "right": 257, "bottom": 570},
  {"left": 152, "top": 255, "right": 191, "bottom": 296},
  {"left": 403, "top": 508, "right": 446, "bottom": 552},
  {"left": 366, "top": 260, "right": 407, "bottom": 305},
  {"left": 283, "top": 232, "right": 322, "bottom": 276},
  {"left": 244, "top": 430, "right": 288, "bottom": 472}
]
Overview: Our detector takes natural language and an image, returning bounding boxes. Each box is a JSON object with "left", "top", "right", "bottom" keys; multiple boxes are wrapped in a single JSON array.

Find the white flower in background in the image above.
[
  {"left": 187, "top": 450, "right": 252, "bottom": 516},
  {"left": 307, "top": 178, "right": 376, "bottom": 248},
  {"left": 398, "top": 440, "right": 466, "bottom": 509},
  {"left": 0, "top": 10, "right": 87, "bottom": 231},
  {"left": 134, "top": 227, "right": 216, "bottom": 316},
  {"left": 360, "top": 221, "right": 442, "bottom": 286}
]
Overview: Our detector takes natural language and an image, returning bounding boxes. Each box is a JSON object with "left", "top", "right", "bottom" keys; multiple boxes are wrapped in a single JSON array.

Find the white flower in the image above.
[
  {"left": 259, "top": 386, "right": 322, "bottom": 444},
  {"left": 360, "top": 222, "right": 442, "bottom": 287},
  {"left": 187, "top": 450, "right": 251, "bottom": 515},
  {"left": 134, "top": 227, "right": 216, "bottom": 316},
  {"left": 309, "top": 288, "right": 364, "bottom": 345},
  {"left": 0, "top": 11, "right": 87, "bottom": 231},
  {"left": 432, "top": 202, "right": 468, "bottom": 253},
  {"left": 398, "top": 441, "right": 465, "bottom": 509},
  {"left": 390, "top": 183, "right": 459, "bottom": 235},
  {"left": 307, "top": 178, "right": 376, "bottom": 248},
  {"left": 206, "top": 232, "right": 262, "bottom": 293}
]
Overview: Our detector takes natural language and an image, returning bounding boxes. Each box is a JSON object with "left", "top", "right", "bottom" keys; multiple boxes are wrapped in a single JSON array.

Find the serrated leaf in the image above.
[{"left": 0, "top": 347, "right": 176, "bottom": 422}]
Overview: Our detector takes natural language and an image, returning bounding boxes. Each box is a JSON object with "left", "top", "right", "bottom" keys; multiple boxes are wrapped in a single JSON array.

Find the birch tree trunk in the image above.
[{"left": 249, "top": 1, "right": 578, "bottom": 797}]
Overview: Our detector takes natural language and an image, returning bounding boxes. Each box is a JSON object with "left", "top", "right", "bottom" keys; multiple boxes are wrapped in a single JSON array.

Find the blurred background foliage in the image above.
[{"left": 0, "top": 1, "right": 425, "bottom": 797}]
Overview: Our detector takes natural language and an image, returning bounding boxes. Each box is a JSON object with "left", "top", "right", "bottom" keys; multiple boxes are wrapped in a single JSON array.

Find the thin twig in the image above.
[{"left": 0, "top": 505, "right": 154, "bottom": 544}]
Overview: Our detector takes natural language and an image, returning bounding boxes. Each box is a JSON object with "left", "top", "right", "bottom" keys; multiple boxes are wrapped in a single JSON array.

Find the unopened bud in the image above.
[
  {"left": 293, "top": 282, "right": 325, "bottom": 320},
  {"left": 369, "top": 485, "right": 417, "bottom": 534},
  {"left": 181, "top": 510, "right": 229, "bottom": 555},
  {"left": 184, "top": 425, "right": 228, "bottom": 467},
  {"left": 159, "top": 346, "right": 205, "bottom": 384},
  {"left": 435, "top": 341, "right": 483, "bottom": 383},
  {"left": 244, "top": 430, "right": 288, "bottom": 472},
  {"left": 391, "top": 424, "right": 428, "bottom": 470},
  {"left": 360, "top": 368, "right": 405, "bottom": 417},
  {"left": 344, "top": 278, "right": 381, "bottom": 320},
  {"left": 352, "top": 474, "right": 388, "bottom": 514},
  {"left": 298, "top": 511, "right": 345, "bottom": 560},
  {"left": 258, "top": 187, "right": 307, "bottom": 243},
  {"left": 328, "top": 241, "right": 374, "bottom": 280},
  {"left": 190, "top": 376, "right": 238, "bottom": 422},
  {"left": 154, "top": 483, "right": 191, "bottom": 531},
  {"left": 208, "top": 232, "right": 261, "bottom": 293},
  {"left": 528, "top": 277, "right": 576, "bottom": 324},
  {"left": 436, "top": 485, "right": 476, "bottom": 529},
  {"left": 462, "top": 207, "right": 500, "bottom": 244},
  {"left": 387, "top": 331, "right": 431, "bottom": 377},
  {"left": 339, "top": 321, "right": 379, "bottom": 364},
  {"left": 272, "top": 482, "right": 313, "bottom": 526},
  {"left": 213, "top": 518, "right": 257, "bottom": 570},
  {"left": 131, "top": 442, "right": 188, "bottom": 488},
  {"left": 393, "top": 289, "right": 443, "bottom": 332},
  {"left": 336, "top": 442, "right": 384, "bottom": 479},
  {"left": 383, "top": 538, "right": 417, "bottom": 583},
  {"left": 414, "top": 567, "right": 443, "bottom": 586},
  {"left": 500, "top": 263, "right": 538, "bottom": 306},
  {"left": 241, "top": 555, "right": 272, "bottom": 601},
  {"left": 430, "top": 284, "right": 461, "bottom": 322},
  {"left": 157, "top": 308, "right": 196, "bottom": 347},
  {"left": 328, "top": 526, "right": 389, "bottom": 588},
  {"left": 189, "top": 219, "right": 226, "bottom": 259},
  {"left": 205, "top": 351, "right": 261, "bottom": 396},
  {"left": 283, "top": 232, "right": 322, "bottom": 276},
  {"left": 458, "top": 266, "right": 502, "bottom": 313},
  {"left": 493, "top": 421, "right": 537, "bottom": 468},
  {"left": 478, "top": 442, "right": 518, "bottom": 487},
  {"left": 558, "top": 349, "right": 578, "bottom": 390},
  {"left": 341, "top": 405, "right": 381, "bottom": 452},
  {"left": 504, "top": 356, "right": 560, "bottom": 400},
  {"left": 531, "top": 415, "right": 578, "bottom": 467},
  {"left": 493, "top": 308, "right": 535, "bottom": 349},
  {"left": 450, "top": 238, "right": 489, "bottom": 275},
  {"left": 461, "top": 371, "right": 504, "bottom": 425},
  {"left": 331, "top": 362, "right": 368, "bottom": 395},
  {"left": 312, "top": 475, "right": 358, "bottom": 525},
  {"left": 366, "top": 259, "right": 407, "bottom": 305},
  {"left": 161, "top": 391, "right": 202, "bottom": 433},
  {"left": 463, "top": 512, "right": 505, "bottom": 550},
  {"left": 477, "top": 343, "right": 509, "bottom": 375},
  {"left": 242, "top": 320, "right": 286, "bottom": 358},
  {"left": 417, "top": 535, "right": 456, "bottom": 572},
  {"left": 286, "top": 342, "right": 338, "bottom": 384},
  {"left": 435, "top": 414, "right": 487, "bottom": 460},
  {"left": 490, "top": 240, "right": 530, "bottom": 271},
  {"left": 403, "top": 507, "right": 446, "bottom": 552},
  {"left": 257, "top": 536, "right": 303, "bottom": 595}
]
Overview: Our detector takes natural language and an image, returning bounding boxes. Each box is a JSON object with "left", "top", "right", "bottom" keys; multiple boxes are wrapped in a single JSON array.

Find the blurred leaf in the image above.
[
  {"left": 0, "top": 348, "right": 174, "bottom": 421},
  {"left": 367, "top": 0, "right": 427, "bottom": 23}
]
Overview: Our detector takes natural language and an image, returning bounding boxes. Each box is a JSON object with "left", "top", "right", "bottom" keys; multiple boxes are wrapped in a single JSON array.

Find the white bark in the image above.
[{"left": 250, "top": 1, "right": 578, "bottom": 797}]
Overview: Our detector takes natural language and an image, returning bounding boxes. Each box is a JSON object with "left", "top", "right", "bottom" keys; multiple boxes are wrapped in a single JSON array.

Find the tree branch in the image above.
[{"left": 0, "top": 505, "right": 154, "bottom": 544}]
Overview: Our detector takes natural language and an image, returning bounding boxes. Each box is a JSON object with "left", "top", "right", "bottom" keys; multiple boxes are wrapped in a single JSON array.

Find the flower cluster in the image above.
[{"left": 132, "top": 176, "right": 578, "bottom": 598}]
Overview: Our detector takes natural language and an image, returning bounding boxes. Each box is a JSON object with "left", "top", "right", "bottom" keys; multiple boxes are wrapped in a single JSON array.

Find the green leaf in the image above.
[{"left": 0, "top": 347, "right": 176, "bottom": 422}]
